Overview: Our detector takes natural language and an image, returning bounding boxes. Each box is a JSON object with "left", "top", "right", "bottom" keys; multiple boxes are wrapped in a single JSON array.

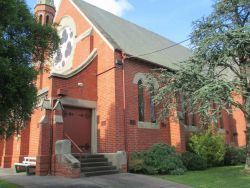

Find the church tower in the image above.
[
  {"left": 35, "top": 0, "right": 56, "bottom": 25},
  {"left": 34, "top": 0, "right": 56, "bottom": 89}
]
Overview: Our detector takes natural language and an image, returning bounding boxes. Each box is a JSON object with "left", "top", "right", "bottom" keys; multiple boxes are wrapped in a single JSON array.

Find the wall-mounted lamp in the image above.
[
  {"left": 115, "top": 59, "right": 123, "bottom": 66},
  {"left": 78, "top": 83, "right": 84, "bottom": 87}
]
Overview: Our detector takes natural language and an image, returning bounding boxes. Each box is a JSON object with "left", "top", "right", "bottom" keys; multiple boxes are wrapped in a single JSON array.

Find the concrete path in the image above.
[{"left": 0, "top": 168, "right": 190, "bottom": 188}]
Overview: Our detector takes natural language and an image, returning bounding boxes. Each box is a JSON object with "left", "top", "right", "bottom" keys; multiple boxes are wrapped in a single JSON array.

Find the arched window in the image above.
[
  {"left": 191, "top": 107, "right": 196, "bottom": 126},
  {"left": 138, "top": 80, "right": 144, "bottom": 122},
  {"left": 39, "top": 14, "right": 43, "bottom": 24},
  {"left": 180, "top": 94, "right": 188, "bottom": 126},
  {"left": 150, "top": 90, "right": 156, "bottom": 123},
  {"left": 46, "top": 15, "right": 50, "bottom": 25},
  {"left": 219, "top": 112, "right": 224, "bottom": 129}
]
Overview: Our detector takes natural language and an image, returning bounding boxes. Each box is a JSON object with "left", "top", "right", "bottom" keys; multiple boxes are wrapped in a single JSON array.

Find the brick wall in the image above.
[
  {"left": 51, "top": 59, "right": 97, "bottom": 100},
  {"left": 183, "top": 99, "right": 246, "bottom": 147},
  {"left": 121, "top": 59, "right": 175, "bottom": 154},
  {"left": 0, "top": 108, "right": 44, "bottom": 168},
  {"left": 0, "top": 0, "right": 246, "bottom": 174},
  {"left": 230, "top": 95, "right": 247, "bottom": 147}
]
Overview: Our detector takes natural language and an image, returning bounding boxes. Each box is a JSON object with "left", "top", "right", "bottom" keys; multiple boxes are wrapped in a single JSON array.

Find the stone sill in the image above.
[
  {"left": 217, "top": 128, "right": 225, "bottom": 134},
  {"left": 184, "top": 125, "right": 198, "bottom": 132},
  {"left": 138, "top": 121, "right": 160, "bottom": 129}
]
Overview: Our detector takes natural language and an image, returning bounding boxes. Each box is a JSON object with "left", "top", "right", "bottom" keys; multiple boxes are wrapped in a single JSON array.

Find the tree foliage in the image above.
[
  {"left": 147, "top": 0, "right": 250, "bottom": 123},
  {"left": 146, "top": 0, "right": 250, "bottom": 168},
  {"left": 0, "top": 0, "right": 59, "bottom": 137}
]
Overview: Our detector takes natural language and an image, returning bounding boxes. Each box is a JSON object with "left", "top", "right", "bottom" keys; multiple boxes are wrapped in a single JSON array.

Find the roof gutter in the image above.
[{"left": 122, "top": 51, "right": 177, "bottom": 73}]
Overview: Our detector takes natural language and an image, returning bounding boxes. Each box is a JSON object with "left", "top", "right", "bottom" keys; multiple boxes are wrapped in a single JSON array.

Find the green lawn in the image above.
[
  {"left": 159, "top": 165, "right": 250, "bottom": 188},
  {"left": 0, "top": 180, "right": 22, "bottom": 188}
]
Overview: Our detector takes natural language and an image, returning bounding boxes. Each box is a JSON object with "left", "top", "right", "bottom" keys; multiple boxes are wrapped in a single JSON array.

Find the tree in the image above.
[
  {"left": 0, "top": 0, "right": 59, "bottom": 137},
  {"left": 147, "top": 0, "right": 250, "bottom": 169}
]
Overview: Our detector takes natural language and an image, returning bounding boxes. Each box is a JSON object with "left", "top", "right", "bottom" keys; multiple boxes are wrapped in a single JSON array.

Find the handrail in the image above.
[{"left": 64, "top": 133, "right": 84, "bottom": 153}]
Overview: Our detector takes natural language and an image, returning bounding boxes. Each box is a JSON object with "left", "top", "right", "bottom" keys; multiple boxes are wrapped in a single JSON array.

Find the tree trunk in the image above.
[{"left": 245, "top": 116, "right": 250, "bottom": 170}]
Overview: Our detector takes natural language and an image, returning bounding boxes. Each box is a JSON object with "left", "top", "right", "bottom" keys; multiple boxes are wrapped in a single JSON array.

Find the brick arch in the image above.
[
  {"left": 132, "top": 72, "right": 159, "bottom": 89},
  {"left": 132, "top": 73, "right": 146, "bottom": 84}
]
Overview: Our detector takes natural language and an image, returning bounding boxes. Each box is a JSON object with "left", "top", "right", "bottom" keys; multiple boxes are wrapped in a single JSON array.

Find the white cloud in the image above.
[
  {"left": 54, "top": 0, "right": 133, "bottom": 17},
  {"left": 54, "top": 0, "right": 60, "bottom": 9}
]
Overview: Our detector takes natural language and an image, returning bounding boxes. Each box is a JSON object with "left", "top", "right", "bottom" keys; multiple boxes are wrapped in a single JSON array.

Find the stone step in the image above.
[
  {"left": 83, "top": 169, "right": 119, "bottom": 177},
  {"left": 73, "top": 154, "right": 105, "bottom": 159},
  {"left": 81, "top": 161, "right": 112, "bottom": 167},
  {"left": 80, "top": 157, "right": 108, "bottom": 163},
  {"left": 81, "top": 165, "right": 116, "bottom": 172},
  {"left": 73, "top": 153, "right": 118, "bottom": 177}
]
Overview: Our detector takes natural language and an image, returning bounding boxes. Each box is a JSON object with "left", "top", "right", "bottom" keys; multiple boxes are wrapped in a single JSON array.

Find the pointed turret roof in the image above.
[{"left": 37, "top": 0, "right": 55, "bottom": 7}]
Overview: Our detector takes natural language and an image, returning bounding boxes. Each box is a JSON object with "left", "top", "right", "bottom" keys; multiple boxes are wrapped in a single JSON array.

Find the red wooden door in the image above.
[{"left": 63, "top": 107, "right": 92, "bottom": 153}]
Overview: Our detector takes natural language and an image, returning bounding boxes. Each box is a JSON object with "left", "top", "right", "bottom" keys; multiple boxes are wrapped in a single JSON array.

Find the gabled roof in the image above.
[{"left": 72, "top": 0, "right": 192, "bottom": 70}]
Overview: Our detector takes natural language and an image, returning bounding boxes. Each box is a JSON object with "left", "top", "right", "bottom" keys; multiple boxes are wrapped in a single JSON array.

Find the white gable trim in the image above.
[
  {"left": 69, "top": 0, "right": 115, "bottom": 51},
  {"left": 75, "top": 27, "right": 93, "bottom": 44},
  {"left": 51, "top": 48, "right": 97, "bottom": 79},
  {"left": 54, "top": 0, "right": 62, "bottom": 19}
]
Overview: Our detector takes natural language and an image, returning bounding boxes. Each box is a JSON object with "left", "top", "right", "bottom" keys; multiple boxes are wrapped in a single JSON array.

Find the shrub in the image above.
[
  {"left": 129, "top": 143, "right": 186, "bottom": 175},
  {"left": 188, "top": 127, "right": 225, "bottom": 167},
  {"left": 144, "top": 144, "right": 186, "bottom": 174},
  {"left": 142, "top": 165, "right": 158, "bottom": 175},
  {"left": 128, "top": 159, "right": 144, "bottom": 173},
  {"left": 169, "top": 168, "right": 186, "bottom": 175},
  {"left": 224, "top": 145, "right": 246, "bottom": 166},
  {"left": 131, "top": 151, "right": 147, "bottom": 160},
  {"left": 181, "top": 151, "right": 207, "bottom": 170}
]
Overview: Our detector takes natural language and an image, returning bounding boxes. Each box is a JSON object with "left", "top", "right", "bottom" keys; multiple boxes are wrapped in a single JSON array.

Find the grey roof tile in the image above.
[{"left": 72, "top": 0, "right": 192, "bottom": 69}]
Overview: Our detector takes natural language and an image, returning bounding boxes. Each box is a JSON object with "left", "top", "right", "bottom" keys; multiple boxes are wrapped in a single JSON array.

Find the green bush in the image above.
[
  {"left": 169, "top": 168, "right": 186, "bottom": 175},
  {"left": 131, "top": 151, "right": 147, "bottom": 160},
  {"left": 224, "top": 145, "right": 246, "bottom": 166},
  {"left": 188, "top": 127, "right": 225, "bottom": 167},
  {"left": 129, "top": 143, "right": 186, "bottom": 175},
  {"left": 145, "top": 144, "right": 186, "bottom": 174},
  {"left": 128, "top": 159, "right": 144, "bottom": 173},
  {"left": 181, "top": 151, "right": 207, "bottom": 170},
  {"left": 142, "top": 165, "right": 158, "bottom": 175}
]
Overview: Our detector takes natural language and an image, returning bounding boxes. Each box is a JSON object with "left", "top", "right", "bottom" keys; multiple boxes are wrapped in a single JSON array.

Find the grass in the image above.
[
  {"left": 159, "top": 165, "right": 250, "bottom": 188},
  {"left": 0, "top": 180, "right": 22, "bottom": 188}
]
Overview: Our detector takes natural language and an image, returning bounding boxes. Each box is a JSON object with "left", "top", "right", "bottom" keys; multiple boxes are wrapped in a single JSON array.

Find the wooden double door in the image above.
[{"left": 63, "top": 107, "right": 92, "bottom": 153}]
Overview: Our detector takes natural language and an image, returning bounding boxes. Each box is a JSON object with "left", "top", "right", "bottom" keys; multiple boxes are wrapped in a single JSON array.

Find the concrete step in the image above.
[
  {"left": 80, "top": 157, "right": 108, "bottom": 163},
  {"left": 81, "top": 161, "right": 112, "bottom": 167},
  {"left": 81, "top": 165, "right": 116, "bottom": 172},
  {"left": 73, "top": 153, "right": 119, "bottom": 177},
  {"left": 73, "top": 154, "right": 105, "bottom": 159},
  {"left": 83, "top": 169, "right": 119, "bottom": 177}
]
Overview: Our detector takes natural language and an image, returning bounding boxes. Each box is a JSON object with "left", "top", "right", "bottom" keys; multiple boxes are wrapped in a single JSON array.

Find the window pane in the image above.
[
  {"left": 150, "top": 93, "right": 156, "bottom": 123},
  {"left": 219, "top": 112, "right": 224, "bottom": 129},
  {"left": 39, "top": 15, "right": 42, "bottom": 24},
  {"left": 46, "top": 15, "right": 50, "bottom": 24},
  {"left": 138, "top": 80, "right": 144, "bottom": 121}
]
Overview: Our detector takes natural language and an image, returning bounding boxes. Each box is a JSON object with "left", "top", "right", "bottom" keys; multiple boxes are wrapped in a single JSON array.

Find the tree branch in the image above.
[
  {"left": 218, "top": 62, "right": 242, "bottom": 79},
  {"left": 230, "top": 100, "right": 249, "bottom": 116},
  {"left": 242, "top": 12, "right": 250, "bottom": 26}
]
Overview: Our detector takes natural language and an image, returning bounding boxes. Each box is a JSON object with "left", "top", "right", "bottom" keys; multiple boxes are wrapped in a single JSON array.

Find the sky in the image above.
[{"left": 25, "top": 0, "right": 214, "bottom": 47}]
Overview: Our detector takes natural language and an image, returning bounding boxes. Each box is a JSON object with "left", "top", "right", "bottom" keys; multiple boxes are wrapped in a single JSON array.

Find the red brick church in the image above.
[{"left": 0, "top": 0, "right": 246, "bottom": 177}]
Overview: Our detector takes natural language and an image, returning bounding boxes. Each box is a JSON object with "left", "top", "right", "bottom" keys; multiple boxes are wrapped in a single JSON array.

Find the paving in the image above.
[{"left": 0, "top": 168, "right": 190, "bottom": 188}]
